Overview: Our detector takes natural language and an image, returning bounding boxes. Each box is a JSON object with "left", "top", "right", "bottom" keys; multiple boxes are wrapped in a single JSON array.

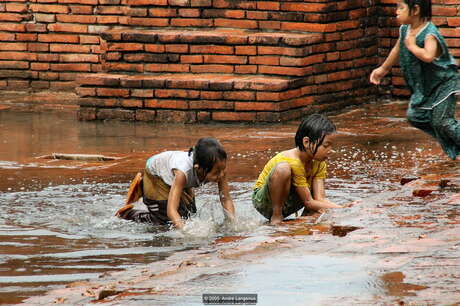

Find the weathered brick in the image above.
[
  {"left": 78, "top": 107, "right": 97, "bottom": 120},
  {"left": 145, "top": 99, "right": 189, "bottom": 109},
  {"left": 97, "top": 87, "right": 129, "bottom": 97},
  {"left": 135, "top": 109, "right": 156, "bottom": 121},
  {"left": 156, "top": 110, "right": 196, "bottom": 123},
  {"left": 212, "top": 111, "right": 256, "bottom": 121},
  {"left": 51, "top": 63, "right": 91, "bottom": 71},
  {"left": 97, "top": 108, "right": 135, "bottom": 121}
]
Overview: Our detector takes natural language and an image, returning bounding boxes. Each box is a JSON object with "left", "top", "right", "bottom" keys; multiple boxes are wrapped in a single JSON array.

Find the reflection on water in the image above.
[
  {"left": 0, "top": 105, "right": 458, "bottom": 304},
  {"left": 0, "top": 180, "right": 264, "bottom": 304}
]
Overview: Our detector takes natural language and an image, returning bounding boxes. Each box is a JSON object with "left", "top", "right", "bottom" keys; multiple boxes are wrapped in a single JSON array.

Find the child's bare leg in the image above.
[{"left": 268, "top": 162, "right": 291, "bottom": 225}]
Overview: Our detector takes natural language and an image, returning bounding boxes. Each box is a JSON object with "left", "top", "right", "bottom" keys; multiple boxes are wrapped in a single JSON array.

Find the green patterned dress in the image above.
[{"left": 400, "top": 22, "right": 460, "bottom": 160}]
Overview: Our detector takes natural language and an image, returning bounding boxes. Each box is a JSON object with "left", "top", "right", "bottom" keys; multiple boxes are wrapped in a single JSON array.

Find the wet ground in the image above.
[{"left": 0, "top": 93, "right": 459, "bottom": 305}]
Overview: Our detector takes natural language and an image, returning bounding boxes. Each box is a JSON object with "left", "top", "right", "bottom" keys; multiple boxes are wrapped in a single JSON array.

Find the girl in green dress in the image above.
[{"left": 370, "top": 0, "right": 460, "bottom": 160}]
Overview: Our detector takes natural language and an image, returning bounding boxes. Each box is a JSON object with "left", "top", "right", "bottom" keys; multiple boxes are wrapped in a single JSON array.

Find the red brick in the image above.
[
  {"left": 178, "top": 8, "right": 200, "bottom": 17},
  {"left": 259, "top": 20, "right": 281, "bottom": 30},
  {"left": 181, "top": 55, "right": 203, "bottom": 63},
  {"left": 38, "top": 34, "right": 80, "bottom": 43},
  {"left": 56, "top": 14, "right": 96, "bottom": 23},
  {"left": 121, "top": 99, "right": 143, "bottom": 108},
  {"left": 224, "top": 91, "right": 255, "bottom": 101},
  {"left": 214, "top": 18, "right": 257, "bottom": 29},
  {"left": 105, "top": 63, "right": 144, "bottom": 72},
  {"left": 190, "top": 45, "right": 233, "bottom": 54},
  {"left": 257, "top": 1, "right": 280, "bottom": 10},
  {"left": 31, "top": 62, "right": 50, "bottom": 70},
  {"left": 80, "top": 35, "right": 99, "bottom": 44},
  {"left": 200, "top": 91, "right": 223, "bottom": 100},
  {"left": 145, "top": 99, "right": 189, "bottom": 109},
  {"left": 51, "top": 63, "right": 91, "bottom": 71},
  {"left": 76, "top": 87, "right": 96, "bottom": 97},
  {"left": 127, "top": 0, "right": 167, "bottom": 5},
  {"left": 39, "top": 71, "right": 59, "bottom": 80},
  {"left": 249, "top": 56, "right": 279, "bottom": 65},
  {"left": 97, "top": 16, "right": 119, "bottom": 24},
  {"left": 145, "top": 44, "right": 166, "bottom": 53},
  {"left": 30, "top": 4, "right": 69, "bottom": 13},
  {"left": 171, "top": 18, "right": 213, "bottom": 27},
  {"left": 247, "top": 11, "right": 268, "bottom": 20},
  {"left": 203, "top": 55, "right": 247, "bottom": 64},
  {"left": 145, "top": 63, "right": 190, "bottom": 72},
  {"left": 48, "top": 23, "right": 88, "bottom": 33},
  {"left": 149, "top": 7, "right": 177, "bottom": 17},
  {"left": 60, "top": 54, "right": 99, "bottom": 63},
  {"left": 191, "top": 0, "right": 211, "bottom": 6},
  {"left": 50, "top": 44, "right": 91, "bottom": 53},
  {"left": 0, "top": 33, "right": 15, "bottom": 41},
  {"left": 108, "top": 43, "right": 143, "bottom": 51},
  {"left": 432, "top": 6, "right": 458, "bottom": 16},
  {"left": 128, "top": 17, "right": 169, "bottom": 27},
  {"left": 0, "top": 42, "right": 27, "bottom": 51},
  {"left": 235, "top": 102, "right": 278, "bottom": 111},
  {"left": 69, "top": 5, "right": 94, "bottom": 14},
  {"left": 132, "top": 89, "right": 154, "bottom": 98},
  {"left": 281, "top": 2, "right": 329, "bottom": 12},
  {"left": 189, "top": 100, "right": 234, "bottom": 110},
  {"left": 28, "top": 43, "right": 49, "bottom": 52},
  {"left": 0, "top": 23, "right": 26, "bottom": 32},
  {"left": 155, "top": 89, "right": 200, "bottom": 99},
  {"left": 6, "top": 3, "right": 28, "bottom": 12},
  {"left": 235, "top": 46, "right": 256, "bottom": 55},
  {"left": 0, "top": 60, "right": 29, "bottom": 69},
  {"left": 190, "top": 64, "right": 234, "bottom": 73},
  {"left": 165, "top": 44, "right": 189, "bottom": 53},
  {"left": 0, "top": 51, "right": 37, "bottom": 61},
  {"left": 0, "top": 13, "right": 24, "bottom": 22},
  {"left": 235, "top": 65, "right": 257, "bottom": 74},
  {"left": 97, "top": 88, "right": 129, "bottom": 97},
  {"left": 212, "top": 112, "right": 256, "bottom": 121},
  {"left": 169, "top": 0, "right": 190, "bottom": 6},
  {"left": 259, "top": 65, "right": 306, "bottom": 76}
]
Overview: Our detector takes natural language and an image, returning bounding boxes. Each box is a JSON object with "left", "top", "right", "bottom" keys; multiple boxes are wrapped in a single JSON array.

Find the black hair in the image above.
[
  {"left": 294, "top": 114, "right": 336, "bottom": 156},
  {"left": 404, "top": 0, "right": 432, "bottom": 20},
  {"left": 188, "top": 137, "right": 227, "bottom": 174}
]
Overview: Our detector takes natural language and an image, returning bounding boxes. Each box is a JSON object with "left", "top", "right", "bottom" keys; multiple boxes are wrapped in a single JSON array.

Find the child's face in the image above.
[
  {"left": 396, "top": 1, "right": 414, "bottom": 24},
  {"left": 199, "top": 159, "right": 227, "bottom": 183},
  {"left": 312, "top": 134, "right": 336, "bottom": 161}
]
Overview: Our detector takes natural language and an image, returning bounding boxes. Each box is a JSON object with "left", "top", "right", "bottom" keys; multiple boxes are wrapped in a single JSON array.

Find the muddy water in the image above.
[{"left": 0, "top": 101, "right": 458, "bottom": 304}]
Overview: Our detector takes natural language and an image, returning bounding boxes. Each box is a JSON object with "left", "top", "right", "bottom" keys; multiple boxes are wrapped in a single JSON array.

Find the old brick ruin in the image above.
[{"left": 0, "top": 0, "right": 459, "bottom": 122}]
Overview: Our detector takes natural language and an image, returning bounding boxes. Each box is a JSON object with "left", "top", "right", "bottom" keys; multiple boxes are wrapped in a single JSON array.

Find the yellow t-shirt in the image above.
[{"left": 254, "top": 152, "right": 327, "bottom": 189}]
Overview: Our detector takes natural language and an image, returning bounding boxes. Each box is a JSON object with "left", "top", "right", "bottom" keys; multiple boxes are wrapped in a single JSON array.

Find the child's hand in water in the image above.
[
  {"left": 343, "top": 200, "right": 362, "bottom": 208},
  {"left": 370, "top": 67, "right": 389, "bottom": 85}
]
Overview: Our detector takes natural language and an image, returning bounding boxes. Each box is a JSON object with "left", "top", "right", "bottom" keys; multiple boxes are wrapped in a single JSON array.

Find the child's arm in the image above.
[
  {"left": 167, "top": 169, "right": 187, "bottom": 229},
  {"left": 295, "top": 185, "right": 341, "bottom": 211},
  {"left": 370, "top": 38, "right": 400, "bottom": 85},
  {"left": 405, "top": 33, "right": 440, "bottom": 63},
  {"left": 311, "top": 178, "right": 342, "bottom": 208},
  {"left": 217, "top": 171, "right": 236, "bottom": 221}
]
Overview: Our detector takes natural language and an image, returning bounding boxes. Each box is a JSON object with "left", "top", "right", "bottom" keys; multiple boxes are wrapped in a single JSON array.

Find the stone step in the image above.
[
  {"left": 100, "top": 28, "right": 325, "bottom": 77},
  {"left": 76, "top": 72, "right": 317, "bottom": 122},
  {"left": 76, "top": 72, "right": 375, "bottom": 122}
]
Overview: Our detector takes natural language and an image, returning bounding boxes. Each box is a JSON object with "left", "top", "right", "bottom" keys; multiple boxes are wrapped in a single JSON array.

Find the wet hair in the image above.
[
  {"left": 295, "top": 114, "right": 336, "bottom": 155},
  {"left": 404, "top": 0, "right": 432, "bottom": 20},
  {"left": 188, "top": 137, "right": 227, "bottom": 174}
]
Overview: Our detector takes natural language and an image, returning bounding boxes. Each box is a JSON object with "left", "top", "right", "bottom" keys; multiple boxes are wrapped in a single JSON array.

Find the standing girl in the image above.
[
  {"left": 370, "top": 0, "right": 460, "bottom": 160},
  {"left": 252, "top": 114, "right": 342, "bottom": 225},
  {"left": 116, "top": 137, "right": 235, "bottom": 229}
]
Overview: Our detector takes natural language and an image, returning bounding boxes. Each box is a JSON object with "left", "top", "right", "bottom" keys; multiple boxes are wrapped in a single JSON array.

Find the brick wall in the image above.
[{"left": 0, "top": 0, "right": 458, "bottom": 121}]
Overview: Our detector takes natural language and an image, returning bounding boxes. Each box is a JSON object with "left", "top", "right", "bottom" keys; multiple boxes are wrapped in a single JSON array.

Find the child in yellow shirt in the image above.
[{"left": 252, "top": 114, "right": 342, "bottom": 225}]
